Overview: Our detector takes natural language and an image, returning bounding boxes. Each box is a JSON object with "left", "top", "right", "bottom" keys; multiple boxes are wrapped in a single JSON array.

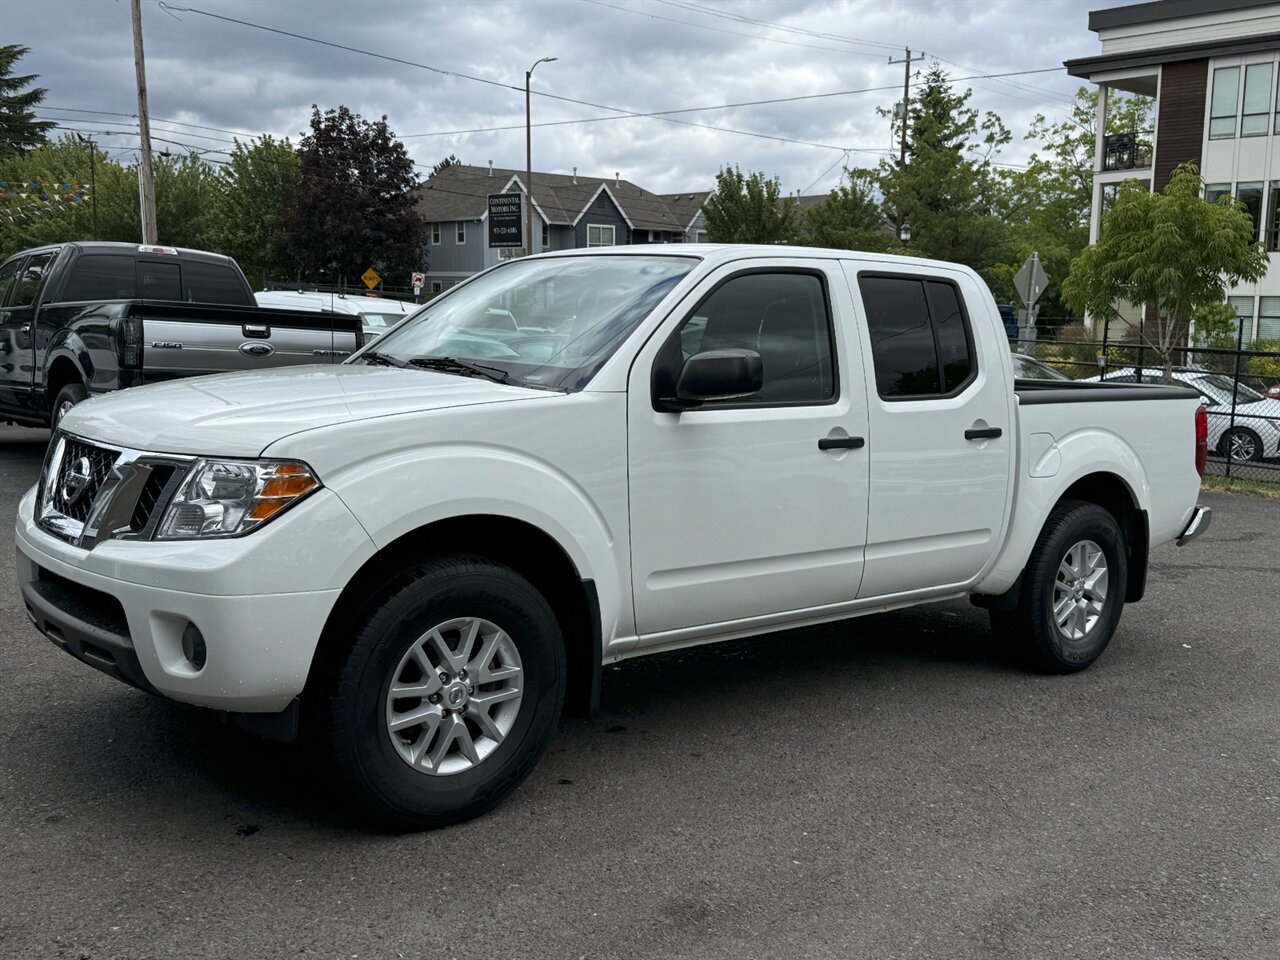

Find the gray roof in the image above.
[
  {"left": 1088, "top": 0, "right": 1274, "bottom": 33},
  {"left": 416, "top": 165, "right": 706, "bottom": 233}
]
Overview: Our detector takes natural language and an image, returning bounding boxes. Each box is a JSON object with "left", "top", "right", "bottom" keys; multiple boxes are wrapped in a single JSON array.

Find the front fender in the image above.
[{"left": 976, "top": 427, "right": 1149, "bottom": 595}]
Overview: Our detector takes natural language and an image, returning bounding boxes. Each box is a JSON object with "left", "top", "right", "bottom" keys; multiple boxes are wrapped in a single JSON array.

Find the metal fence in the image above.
[{"left": 1012, "top": 319, "right": 1280, "bottom": 484}]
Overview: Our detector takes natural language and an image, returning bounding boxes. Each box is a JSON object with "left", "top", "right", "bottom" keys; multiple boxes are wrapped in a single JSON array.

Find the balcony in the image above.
[{"left": 1102, "top": 131, "right": 1153, "bottom": 171}]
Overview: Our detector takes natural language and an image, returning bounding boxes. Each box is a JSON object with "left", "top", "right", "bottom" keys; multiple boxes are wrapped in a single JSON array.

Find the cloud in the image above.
[{"left": 10, "top": 0, "right": 1099, "bottom": 194}]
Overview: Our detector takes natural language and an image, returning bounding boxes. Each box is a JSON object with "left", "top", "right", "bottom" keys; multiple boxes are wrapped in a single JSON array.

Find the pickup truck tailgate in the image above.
[{"left": 133, "top": 301, "right": 362, "bottom": 380}]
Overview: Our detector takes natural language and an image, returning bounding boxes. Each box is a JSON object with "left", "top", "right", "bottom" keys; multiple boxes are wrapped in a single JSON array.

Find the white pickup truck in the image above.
[{"left": 15, "top": 245, "right": 1211, "bottom": 828}]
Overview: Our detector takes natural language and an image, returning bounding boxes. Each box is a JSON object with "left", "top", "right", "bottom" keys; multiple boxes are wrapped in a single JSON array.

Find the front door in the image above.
[
  {"left": 628, "top": 260, "right": 871, "bottom": 639},
  {"left": 844, "top": 265, "right": 1013, "bottom": 598},
  {"left": 0, "top": 251, "right": 56, "bottom": 419}
]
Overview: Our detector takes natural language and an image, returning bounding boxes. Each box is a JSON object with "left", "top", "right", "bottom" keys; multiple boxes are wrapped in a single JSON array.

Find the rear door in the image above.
[{"left": 845, "top": 265, "right": 1013, "bottom": 598}]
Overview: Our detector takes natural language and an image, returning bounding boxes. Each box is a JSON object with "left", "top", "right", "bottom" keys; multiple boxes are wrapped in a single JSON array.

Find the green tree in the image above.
[
  {"left": 879, "top": 66, "right": 1012, "bottom": 285},
  {"left": 0, "top": 44, "right": 55, "bottom": 158},
  {"left": 208, "top": 135, "right": 300, "bottom": 283},
  {"left": 702, "top": 165, "right": 799, "bottom": 244},
  {"left": 1061, "top": 163, "right": 1268, "bottom": 381},
  {"left": 284, "top": 105, "right": 424, "bottom": 285},
  {"left": 432, "top": 154, "right": 461, "bottom": 176},
  {"left": 801, "top": 168, "right": 889, "bottom": 252}
]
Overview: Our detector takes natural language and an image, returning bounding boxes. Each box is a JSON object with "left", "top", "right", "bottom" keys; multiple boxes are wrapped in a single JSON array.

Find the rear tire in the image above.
[
  {"left": 51, "top": 381, "right": 87, "bottom": 429},
  {"left": 991, "top": 499, "right": 1127, "bottom": 674},
  {"left": 325, "top": 556, "right": 565, "bottom": 830}
]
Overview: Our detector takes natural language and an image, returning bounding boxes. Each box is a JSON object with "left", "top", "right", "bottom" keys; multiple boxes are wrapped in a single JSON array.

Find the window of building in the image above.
[
  {"left": 1267, "top": 181, "right": 1280, "bottom": 252},
  {"left": 541, "top": 221, "right": 549, "bottom": 250},
  {"left": 1209, "top": 66, "right": 1240, "bottom": 139},
  {"left": 858, "top": 274, "right": 976, "bottom": 399},
  {"left": 456, "top": 221, "right": 466, "bottom": 244},
  {"left": 667, "top": 271, "right": 835, "bottom": 404},
  {"left": 1259, "top": 297, "right": 1280, "bottom": 342},
  {"left": 695, "top": 230, "right": 709, "bottom": 243},
  {"left": 430, "top": 281, "right": 443, "bottom": 295},
  {"left": 587, "top": 224, "right": 615, "bottom": 247},
  {"left": 1229, "top": 296, "right": 1256, "bottom": 346},
  {"left": 59, "top": 254, "right": 137, "bottom": 301},
  {"left": 1237, "top": 182, "right": 1264, "bottom": 240},
  {"left": 1241, "top": 62, "right": 1274, "bottom": 136},
  {"left": 1205, "top": 182, "right": 1231, "bottom": 205},
  {"left": 431, "top": 223, "right": 440, "bottom": 245}
]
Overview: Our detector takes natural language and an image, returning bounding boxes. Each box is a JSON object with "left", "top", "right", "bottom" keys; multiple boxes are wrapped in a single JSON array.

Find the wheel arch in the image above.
[
  {"left": 45, "top": 353, "right": 88, "bottom": 416},
  {"left": 304, "top": 513, "right": 602, "bottom": 722}
]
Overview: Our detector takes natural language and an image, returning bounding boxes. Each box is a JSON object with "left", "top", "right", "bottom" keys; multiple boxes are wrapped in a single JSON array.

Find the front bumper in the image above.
[
  {"left": 15, "top": 484, "right": 374, "bottom": 713},
  {"left": 1175, "top": 504, "right": 1211, "bottom": 547}
]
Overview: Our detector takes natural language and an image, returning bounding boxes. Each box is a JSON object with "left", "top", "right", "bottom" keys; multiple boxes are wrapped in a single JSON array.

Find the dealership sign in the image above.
[{"left": 488, "top": 193, "right": 523, "bottom": 248}]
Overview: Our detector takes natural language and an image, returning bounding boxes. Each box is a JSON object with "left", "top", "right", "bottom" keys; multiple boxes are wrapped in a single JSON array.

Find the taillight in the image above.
[
  {"left": 1194, "top": 404, "right": 1208, "bottom": 477},
  {"left": 119, "top": 313, "right": 143, "bottom": 369}
]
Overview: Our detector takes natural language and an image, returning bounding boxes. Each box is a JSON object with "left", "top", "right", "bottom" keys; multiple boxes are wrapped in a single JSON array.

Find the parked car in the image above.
[
  {"left": 254, "top": 289, "right": 415, "bottom": 345},
  {"left": 17, "top": 245, "right": 1209, "bottom": 828},
  {"left": 0, "top": 242, "right": 363, "bottom": 429},
  {"left": 1090, "top": 367, "right": 1280, "bottom": 462},
  {"left": 1265, "top": 383, "right": 1280, "bottom": 400},
  {"left": 1010, "top": 352, "right": 1071, "bottom": 381}
]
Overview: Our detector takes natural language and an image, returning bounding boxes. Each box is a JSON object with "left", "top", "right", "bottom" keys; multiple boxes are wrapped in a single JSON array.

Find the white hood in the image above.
[{"left": 61, "top": 364, "right": 547, "bottom": 456}]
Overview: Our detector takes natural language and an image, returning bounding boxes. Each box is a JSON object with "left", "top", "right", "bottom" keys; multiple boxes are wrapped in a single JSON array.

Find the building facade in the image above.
[
  {"left": 414, "top": 164, "right": 708, "bottom": 292},
  {"left": 1066, "top": 0, "right": 1280, "bottom": 342}
]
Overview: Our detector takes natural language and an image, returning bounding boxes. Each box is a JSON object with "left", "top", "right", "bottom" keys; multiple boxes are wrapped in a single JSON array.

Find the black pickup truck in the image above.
[{"left": 0, "top": 241, "right": 363, "bottom": 428}]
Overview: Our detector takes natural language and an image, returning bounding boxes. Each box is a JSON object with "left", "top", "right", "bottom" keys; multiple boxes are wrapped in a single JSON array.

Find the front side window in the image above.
[
  {"left": 0, "top": 257, "right": 21, "bottom": 306},
  {"left": 859, "top": 274, "right": 976, "bottom": 399},
  {"left": 1241, "top": 62, "right": 1274, "bottom": 136},
  {"left": 587, "top": 224, "right": 615, "bottom": 247},
  {"left": 1237, "top": 182, "right": 1264, "bottom": 240},
  {"left": 362, "top": 255, "right": 695, "bottom": 391},
  {"left": 666, "top": 271, "right": 835, "bottom": 405},
  {"left": 1210, "top": 66, "right": 1241, "bottom": 139},
  {"left": 456, "top": 221, "right": 466, "bottom": 244},
  {"left": 10, "top": 251, "right": 55, "bottom": 308}
]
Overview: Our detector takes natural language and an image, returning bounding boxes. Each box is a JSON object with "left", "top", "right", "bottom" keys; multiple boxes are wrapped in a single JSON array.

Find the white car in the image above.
[
  {"left": 254, "top": 289, "right": 416, "bottom": 344},
  {"left": 17, "top": 246, "right": 1209, "bottom": 828},
  {"left": 1091, "top": 367, "right": 1280, "bottom": 462}
]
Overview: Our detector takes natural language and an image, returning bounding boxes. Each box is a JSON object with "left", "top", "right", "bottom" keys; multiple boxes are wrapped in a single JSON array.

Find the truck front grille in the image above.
[{"left": 49, "top": 437, "right": 120, "bottom": 523}]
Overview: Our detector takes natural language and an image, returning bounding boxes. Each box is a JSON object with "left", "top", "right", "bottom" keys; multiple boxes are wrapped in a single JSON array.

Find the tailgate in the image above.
[{"left": 133, "top": 302, "right": 362, "bottom": 381}]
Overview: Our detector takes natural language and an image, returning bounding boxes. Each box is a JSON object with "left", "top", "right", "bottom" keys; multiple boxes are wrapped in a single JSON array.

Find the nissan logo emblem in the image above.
[
  {"left": 240, "top": 342, "right": 275, "bottom": 358},
  {"left": 60, "top": 456, "right": 93, "bottom": 505}
]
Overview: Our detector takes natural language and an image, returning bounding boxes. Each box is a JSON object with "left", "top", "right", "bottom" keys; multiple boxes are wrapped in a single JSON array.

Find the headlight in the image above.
[{"left": 156, "top": 459, "right": 320, "bottom": 539}]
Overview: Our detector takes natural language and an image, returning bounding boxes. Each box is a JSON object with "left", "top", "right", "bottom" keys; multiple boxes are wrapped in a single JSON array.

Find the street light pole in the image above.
[{"left": 525, "top": 56, "right": 557, "bottom": 257}]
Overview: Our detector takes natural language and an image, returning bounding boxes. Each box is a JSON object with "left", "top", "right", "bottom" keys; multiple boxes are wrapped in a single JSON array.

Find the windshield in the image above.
[
  {"left": 355, "top": 255, "right": 696, "bottom": 390},
  {"left": 1195, "top": 373, "right": 1265, "bottom": 405}
]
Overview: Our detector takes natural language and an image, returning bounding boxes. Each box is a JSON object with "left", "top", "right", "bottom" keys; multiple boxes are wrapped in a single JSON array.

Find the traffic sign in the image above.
[
  {"left": 411, "top": 271, "right": 425, "bottom": 287},
  {"left": 361, "top": 267, "right": 381, "bottom": 290},
  {"left": 1013, "top": 253, "right": 1048, "bottom": 308}
]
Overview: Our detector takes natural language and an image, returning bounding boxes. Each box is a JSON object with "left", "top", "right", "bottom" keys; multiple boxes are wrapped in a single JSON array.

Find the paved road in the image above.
[{"left": 2, "top": 424, "right": 1277, "bottom": 960}]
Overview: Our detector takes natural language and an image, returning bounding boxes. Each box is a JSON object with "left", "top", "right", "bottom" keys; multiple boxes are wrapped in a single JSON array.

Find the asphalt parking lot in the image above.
[{"left": 2, "top": 424, "right": 1277, "bottom": 960}]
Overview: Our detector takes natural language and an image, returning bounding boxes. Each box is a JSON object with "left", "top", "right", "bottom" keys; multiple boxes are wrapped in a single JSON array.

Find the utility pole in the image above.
[
  {"left": 131, "top": 0, "right": 158, "bottom": 243},
  {"left": 525, "top": 56, "right": 557, "bottom": 257},
  {"left": 887, "top": 47, "right": 924, "bottom": 237}
]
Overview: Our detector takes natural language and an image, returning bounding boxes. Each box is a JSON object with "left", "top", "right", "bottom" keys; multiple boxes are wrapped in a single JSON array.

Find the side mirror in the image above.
[{"left": 658, "top": 349, "right": 763, "bottom": 411}]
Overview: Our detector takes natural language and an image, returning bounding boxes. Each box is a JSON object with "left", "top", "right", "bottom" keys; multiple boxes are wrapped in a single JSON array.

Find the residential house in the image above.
[
  {"left": 414, "top": 163, "right": 709, "bottom": 292},
  {"left": 1065, "top": 0, "right": 1280, "bottom": 343}
]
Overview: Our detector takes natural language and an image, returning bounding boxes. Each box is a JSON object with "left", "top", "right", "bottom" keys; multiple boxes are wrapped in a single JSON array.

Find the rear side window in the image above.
[
  {"left": 60, "top": 254, "right": 138, "bottom": 301},
  {"left": 138, "top": 261, "right": 181, "bottom": 301},
  {"left": 858, "top": 274, "right": 976, "bottom": 399},
  {"left": 182, "top": 261, "right": 249, "bottom": 304},
  {"left": 10, "top": 251, "right": 56, "bottom": 308}
]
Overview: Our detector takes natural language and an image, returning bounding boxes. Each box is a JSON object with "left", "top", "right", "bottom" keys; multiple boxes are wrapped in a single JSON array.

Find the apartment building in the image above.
[{"left": 1065, "top": 0, "right": 1280, "bottom": 342}]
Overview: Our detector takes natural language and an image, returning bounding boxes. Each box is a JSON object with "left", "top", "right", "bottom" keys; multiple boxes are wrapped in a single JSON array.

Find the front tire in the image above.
[
  {"left": 991, "top": 499, "right": 1127, "bottom": 674},
  {"left": 325, "top": 556, "right": 566, "bottom": 829},
  {"left": 1222, "top": 427, "right": 1263, "bottom": 463}
]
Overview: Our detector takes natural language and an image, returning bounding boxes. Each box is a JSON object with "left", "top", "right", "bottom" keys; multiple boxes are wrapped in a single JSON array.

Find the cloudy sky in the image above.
[{"left": 9, "top": 0, "right": 1111, "bottom": 195}]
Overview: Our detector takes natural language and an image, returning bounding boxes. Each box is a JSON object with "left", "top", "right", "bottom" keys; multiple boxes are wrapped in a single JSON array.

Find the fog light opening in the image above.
[{"left": 181, "top": 622, "right": 207, "bottom": 671}]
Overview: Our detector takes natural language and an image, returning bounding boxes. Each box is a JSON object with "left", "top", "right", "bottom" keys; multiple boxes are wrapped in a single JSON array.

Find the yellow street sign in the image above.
[{"left": 361, "top": 267, "right": 381, "bottom": 289}]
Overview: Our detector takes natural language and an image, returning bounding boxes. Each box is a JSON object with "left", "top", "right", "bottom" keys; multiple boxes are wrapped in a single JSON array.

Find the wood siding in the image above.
[{"left": 1154, "top": 59, "right": 1208, "bottom": 191}]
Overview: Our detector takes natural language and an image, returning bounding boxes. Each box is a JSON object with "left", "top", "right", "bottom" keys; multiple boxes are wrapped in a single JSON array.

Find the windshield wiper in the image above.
[
  {"left": 406, "top": 356, "right": 512, "bottom": 384},
  {"left": 361, "top": 350, "right": 407, "bottom": 368}
]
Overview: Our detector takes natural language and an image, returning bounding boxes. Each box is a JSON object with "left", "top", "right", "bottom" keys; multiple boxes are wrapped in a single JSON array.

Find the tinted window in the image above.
[
  {"left": 0, "top": 258, "right": 21, "bottom": 306},
  {"left": 183, "top": 261, "right": 249, "bottom": 304},
  {"left": 10, "top": 251, "right": 55, "bottom": 308},
  {"left": 60, "top": 254, "right": 138, "bottom": 301},
  {"left": 859, "top": 275, "right": 976, "bottom": 399},
  {"left": 859, "top": 275, "right": 939, "bottom": 397},
  {"left": 674, "top": 272, "right": 834, "bottom": 404},
  {"left": 138, "top": 261, "right": 181, "bottom": 301}
]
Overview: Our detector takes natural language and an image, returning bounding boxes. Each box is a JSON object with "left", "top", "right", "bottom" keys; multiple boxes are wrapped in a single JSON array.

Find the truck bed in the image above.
[{"left": 1015, "top": 379, "right": 1200, "bottom": 404}]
